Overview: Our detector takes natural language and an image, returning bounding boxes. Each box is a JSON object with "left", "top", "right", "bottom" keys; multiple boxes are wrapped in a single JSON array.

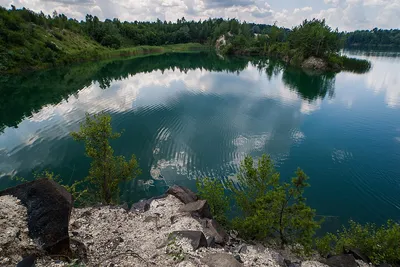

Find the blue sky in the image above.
[{"left": 0, "top": 0, "right": 399, "bottom": 31}]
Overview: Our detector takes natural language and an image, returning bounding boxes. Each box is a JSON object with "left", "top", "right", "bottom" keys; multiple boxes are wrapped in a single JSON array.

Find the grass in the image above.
[{"left": 0, "top": 24, "right": 208, "bottom": 73}]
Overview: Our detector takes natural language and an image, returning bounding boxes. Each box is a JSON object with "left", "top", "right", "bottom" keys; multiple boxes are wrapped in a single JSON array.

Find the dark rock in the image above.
[
  {"left": 376, "top": 264, "right": 392, "bottom": 267},
  {"left": 166, "top": 185, "right": 198, "bottom": 204},
  {"left": 202, "top": 253, "right": 243, "bottom": 267},
  {"left": 205, "top": 219, "right": 229, "bottom": 245},
  {"left": 238, "top": 244, "right": 248, "bottom": 254},
  {"left": 131, "top": 200, "right": 151, "bottom": 212},
  {"left": 270, "top": 250, "right": 286, "bottom": 267},
  {"left": 346, "top": 248, "right": 370, "bottom": 263},
  {"left": 130, "top": 194, "right": 167, "bottom": 213},
  {"left": 81, "top": 210, "right": 92, "bottom": 217},
  {"left": 179, "top": 200, "right": 212, "bottom": 219},
  {"left": 170, "top": 213, "right": 189, "bottom": 224},
  {"left": 229, "top": 230, "right": 239, "bottom": 239},
  {"left": 17, "top": 255, "right": 36, "bottom": 267},
  {"left": 168, "top": 231, "right": 208, "bottom": 250},
  {"left": 207, "top": 236, "right": 216, "bottom": 248},
  {"left": 284, "top": 259, "right": 301, "bottom": 267},
  {"left": 234, "top": 254, "right": 244, "bottom": 263},
  {"left": 0, "top": 178, "right": 73, "bottom": 255},
  {"left": 325, "top": 254, "right": 358, "bottom": 267}
]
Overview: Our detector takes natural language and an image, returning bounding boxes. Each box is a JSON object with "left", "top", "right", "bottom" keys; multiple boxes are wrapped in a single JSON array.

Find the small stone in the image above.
[
  {"left": 238, "top": 244, "right": 248, "bottom": 254},
  {"left": 168, "top": 231, "right": 208, "bottom": 250},
  {"left": 234, "top": 254, "right": 243, "bottom": 263}
]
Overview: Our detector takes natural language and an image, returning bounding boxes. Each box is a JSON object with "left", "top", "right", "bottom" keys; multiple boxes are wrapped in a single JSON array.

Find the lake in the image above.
[{"left": 0, "top": 52, "right": 399, "bottom": 229}]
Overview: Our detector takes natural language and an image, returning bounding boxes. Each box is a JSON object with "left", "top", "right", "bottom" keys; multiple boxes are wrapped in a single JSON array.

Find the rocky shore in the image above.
[{"left": 0, "top": 179, "right": 375, "bottom": 267}]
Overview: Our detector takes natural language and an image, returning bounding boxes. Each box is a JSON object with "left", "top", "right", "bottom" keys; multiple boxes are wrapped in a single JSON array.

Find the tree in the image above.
[
  {"left": 288, "top": 19, "right": 340, "bottom": 58},
  {"left": 71, "top": 113, "right": 141, "bottom": 204},
  {"left": 229, "top": 154, "right": 320, "bottom": 254},
  {"left": 196, "top": 177, "right": 229, "bottom": 227}
]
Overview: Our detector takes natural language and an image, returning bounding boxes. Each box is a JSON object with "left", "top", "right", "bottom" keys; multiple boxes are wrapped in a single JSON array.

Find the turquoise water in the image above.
[{"left": 0, "top": 52, "right": 399, "bottom": 229}]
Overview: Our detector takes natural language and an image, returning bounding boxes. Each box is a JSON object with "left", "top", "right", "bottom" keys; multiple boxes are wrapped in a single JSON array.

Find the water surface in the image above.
[{"left": 1, "top": 52, "right": 399, "bottom": 229}]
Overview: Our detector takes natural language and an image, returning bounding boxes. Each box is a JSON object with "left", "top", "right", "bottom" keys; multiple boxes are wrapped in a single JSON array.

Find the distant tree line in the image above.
[
  {"left": 343, "top": 29, "right": 400, "bottom": 48},
  {"left": 0, "top": 6, "right": 396, "bottom": 72},
  {"left": 1, "top": 6, "right": 399, "bottom": 53}
]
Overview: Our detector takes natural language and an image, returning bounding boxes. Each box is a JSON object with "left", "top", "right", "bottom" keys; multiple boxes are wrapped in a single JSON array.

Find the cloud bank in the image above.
[{"left": 0, "top": 0, "right": 399, "bottom": 31}]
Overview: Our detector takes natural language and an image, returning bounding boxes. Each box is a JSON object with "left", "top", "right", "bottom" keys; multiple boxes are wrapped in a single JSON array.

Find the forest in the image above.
[{"left": 0, "top": 6, "right": 397, "bottom": 72}]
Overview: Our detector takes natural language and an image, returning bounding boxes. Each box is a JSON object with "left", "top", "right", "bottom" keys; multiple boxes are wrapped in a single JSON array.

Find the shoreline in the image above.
[
  {"left": 0, "top": 180, "right": 374, "bottom": 267},
  {"left": 1, "top": 43, "right": 210, "bottom": 74}
]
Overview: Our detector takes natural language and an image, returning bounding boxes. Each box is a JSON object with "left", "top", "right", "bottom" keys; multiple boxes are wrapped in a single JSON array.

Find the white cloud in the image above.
[
  {"left": 0, "top": 0, "right": 399, "bottom": 30},
  {"left": 293, "top": 6, "right": 312, "bottom": 14}
]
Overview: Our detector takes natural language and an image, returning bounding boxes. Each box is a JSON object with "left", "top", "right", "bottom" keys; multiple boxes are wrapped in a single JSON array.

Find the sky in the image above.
[{"left": 0, "top": 0, "right": 399, "bottom": 31}]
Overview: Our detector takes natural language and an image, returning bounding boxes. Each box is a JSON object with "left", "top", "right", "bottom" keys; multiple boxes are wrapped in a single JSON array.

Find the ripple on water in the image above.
[{"left": 331, "top": 149, "right": 353, "bottom": 164}]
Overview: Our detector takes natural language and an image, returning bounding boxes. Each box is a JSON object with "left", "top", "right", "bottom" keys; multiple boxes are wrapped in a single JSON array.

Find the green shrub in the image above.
[
  {"left": 196, "top": 177, "right": 229, "bottom": 227},
  {"left": 71, "top": 113, "right": 141, "bottom": 204},
  {"left": 7, "top": 31, "right": 25, "bottom": 45},
  {"left": 340, "top": 55, "right": 371, "bottom": 73},
  {"left": 229, "top": 154, "right": 320, "bottom": 254},
  {"left": 316, "top": 220, "right": 400, "bottom": 264},
  {"left": 315, "top": 233, "right": 338, "bottom": 257}
]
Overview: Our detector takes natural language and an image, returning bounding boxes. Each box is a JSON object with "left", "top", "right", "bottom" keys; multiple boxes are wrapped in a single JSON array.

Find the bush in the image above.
[
  {"left": 71, "top": 113, "right": 141, "bottom": 204},
  {"left": 316, "top": 220, "right": 400, "bottom": 264},
  {"left": 196, "top": 177, "right": 229, "bottom": 227},
  {"left": 229, "top": 154, "right": 320, "bottom": 254},
  {"left": 340, "top": 55, "right": 371, "bottom": 73},
  {"left": 101, "top": 34, "right": 121, "bottom": 49},
  {"left": 7, "top": 31, "right": 25, "bottom": 45}
]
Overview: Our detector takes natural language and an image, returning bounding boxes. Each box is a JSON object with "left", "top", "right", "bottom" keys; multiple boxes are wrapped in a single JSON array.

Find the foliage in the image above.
[
  {"left": 288, "top": 19, "right": 340, "bottom": 59},
  {"left": 344, "top": 28, "right": 400, "bottom": 48},
  {"left": 316, "top": 220, "right": 400, "bottom": 264},
  {"left": 229, "top": 154, "right": 320, "bottom": 254},
  {"left": 196, "top": 177, "right": 229, "bottom": 227},
  {"left": 12, "top": 170, "right": 88, "bottom": 206},
  {"left": 0, "top": 6, "right": 376, "bottom": 73},
  {"left": 326, "top": 54, "right": 371, "bottom": 73},
  {"left": 71, "top": 113, "right": 141, "bottom": 204}
]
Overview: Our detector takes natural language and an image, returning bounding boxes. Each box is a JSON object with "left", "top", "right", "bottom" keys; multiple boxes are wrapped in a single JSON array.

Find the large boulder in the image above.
[
  {"left": 325, "top": 254, "right": 358, "bottom": 267},
  {"left": 168, "top": 231, "right": 208, "bottom": 250},
  {"left": 166, "top": 185, "right": 198, "bottom": 204},
  {"left": 202, "top": 253, "right": 243, "bottom": 267},
  {"left": 301, "top": 57, "right": 328, "bottom": 71},
  {"left": 204, "top": 219, "right": 229, "bottom": 245},
  {"left": 178, "top": 200, "right": 212, "bottom": 219},
  {"left": 345, "top": 248, "right": 370, "bottom": 264},
  {"left": 0, "top": 179, "right": 73, "bottom": 255}
]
